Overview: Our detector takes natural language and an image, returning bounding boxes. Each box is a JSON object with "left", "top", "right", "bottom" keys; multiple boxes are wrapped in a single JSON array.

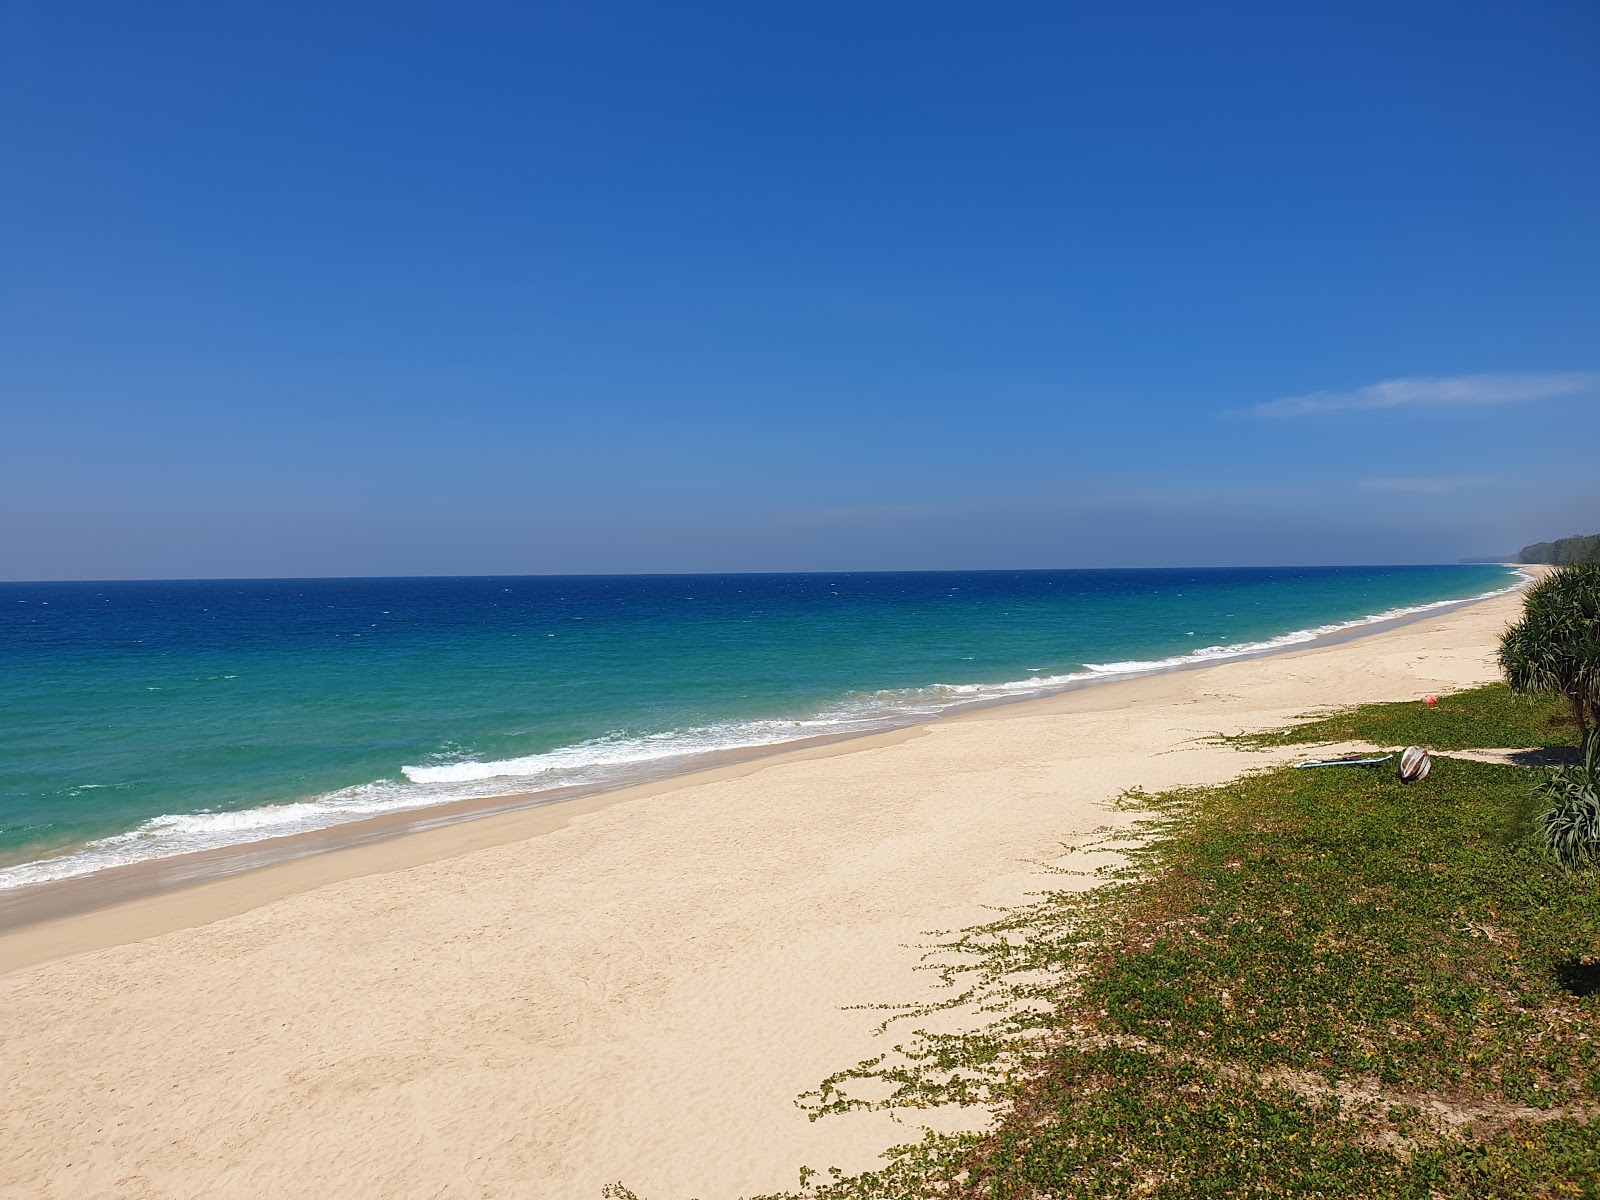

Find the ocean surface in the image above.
[{"left": 0, "top": 565, "right": 1519, "bottom": 889}]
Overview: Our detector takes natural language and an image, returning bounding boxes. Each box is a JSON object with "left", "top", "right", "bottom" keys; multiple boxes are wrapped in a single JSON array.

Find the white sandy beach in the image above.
[{"left": 0, "top": 587, "right": 1528, "bottom": 1199}]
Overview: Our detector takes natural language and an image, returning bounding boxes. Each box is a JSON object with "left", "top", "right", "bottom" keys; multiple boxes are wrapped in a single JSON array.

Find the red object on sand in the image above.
[{"left": 1424, "top": 695, "right": 1438, "bottom": 707}]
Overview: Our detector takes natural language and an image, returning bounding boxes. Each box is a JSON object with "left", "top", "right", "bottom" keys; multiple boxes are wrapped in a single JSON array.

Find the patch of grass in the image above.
[
  {"left": 1228, "top": 682, "right": 1578, "bottom": 751},
  {"left": 1076, "top": 759, "right": 1599, "bottom": 1100},
  {"left": 738, "top": 758, "right": 1600, "bottom": 1199}
]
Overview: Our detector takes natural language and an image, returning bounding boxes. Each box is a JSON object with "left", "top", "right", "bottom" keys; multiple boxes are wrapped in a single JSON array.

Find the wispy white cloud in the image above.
[
  {"left": 1243, "top": 371, "right": 1599, "bottom": 419},
  {"left": 1357, "top": 476, "right": 1492, "bottom": 495}
]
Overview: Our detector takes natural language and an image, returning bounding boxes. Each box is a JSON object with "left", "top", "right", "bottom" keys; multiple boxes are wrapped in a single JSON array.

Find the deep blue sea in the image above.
[{"left": 0, "top": 565, "right": 1519, "bottom": 887}]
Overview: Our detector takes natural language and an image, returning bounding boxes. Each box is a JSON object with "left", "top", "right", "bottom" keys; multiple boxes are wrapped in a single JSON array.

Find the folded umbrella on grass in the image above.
[{"left": 1294, "top": 753, "right": 1394, "bottom": 769}]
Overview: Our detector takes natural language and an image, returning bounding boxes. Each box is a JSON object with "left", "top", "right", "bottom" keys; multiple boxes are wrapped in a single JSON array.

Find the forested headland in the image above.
[{"left": 1519, "top": 532, "right": 1600, "bottom": 565}]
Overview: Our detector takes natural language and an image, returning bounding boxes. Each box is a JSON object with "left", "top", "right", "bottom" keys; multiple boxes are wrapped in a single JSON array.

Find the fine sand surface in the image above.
[{"left": 0, "top": 587, "right": 1528, "bottom": 1199}]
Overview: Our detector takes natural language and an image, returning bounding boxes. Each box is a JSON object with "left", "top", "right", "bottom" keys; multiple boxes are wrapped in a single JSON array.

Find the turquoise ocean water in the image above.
[{"left": 0, "top": 565, "right": 1519, "bottom": 888}]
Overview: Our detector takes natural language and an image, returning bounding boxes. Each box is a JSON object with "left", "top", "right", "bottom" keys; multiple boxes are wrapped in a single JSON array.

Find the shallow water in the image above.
[{"left": 0, "top": 565, "right": 1517, "bottom": 886}]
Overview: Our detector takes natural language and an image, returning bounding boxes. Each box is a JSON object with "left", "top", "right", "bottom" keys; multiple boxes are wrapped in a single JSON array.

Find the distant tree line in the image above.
[{"left": 1519, "top": 533, "right": 1600, "bottom": 565}]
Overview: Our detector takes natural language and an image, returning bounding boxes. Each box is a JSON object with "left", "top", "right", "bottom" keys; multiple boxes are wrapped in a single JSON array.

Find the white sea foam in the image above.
[{"left": 0, "top": 571, "right": 1530, "bottom": 891}]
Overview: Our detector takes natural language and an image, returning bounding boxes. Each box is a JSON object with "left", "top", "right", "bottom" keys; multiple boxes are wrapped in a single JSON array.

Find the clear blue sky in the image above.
[{"left": 3, "top": 1, "right": 1597, "bottom": 579}]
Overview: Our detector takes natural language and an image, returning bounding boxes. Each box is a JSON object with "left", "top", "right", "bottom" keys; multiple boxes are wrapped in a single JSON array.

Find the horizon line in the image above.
[{"left": 0, "top": 562, "right": 1523, "bottom": 586}]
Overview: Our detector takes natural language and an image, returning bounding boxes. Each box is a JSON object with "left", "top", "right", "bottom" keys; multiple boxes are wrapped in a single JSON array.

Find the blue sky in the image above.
[{"left": 2, "top": 1, "right": 1597, "bottom": 579}]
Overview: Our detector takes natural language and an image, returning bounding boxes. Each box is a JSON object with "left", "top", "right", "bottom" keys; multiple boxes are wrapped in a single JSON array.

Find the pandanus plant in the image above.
[
  {"left": 1498, "top": 562, "right": 1600, "bottom": 745},
  {"left": 1501, "top": 563, "right": 1600, "bottom": 866},
  {"left": 1538, "top": 733, "right": 1600, "bottom": 869}
]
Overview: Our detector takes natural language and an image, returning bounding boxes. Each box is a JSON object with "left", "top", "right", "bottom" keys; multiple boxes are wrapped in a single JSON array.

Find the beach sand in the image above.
[{"left": 0, "top": 586, "right": 1527, "bottom": 1199}]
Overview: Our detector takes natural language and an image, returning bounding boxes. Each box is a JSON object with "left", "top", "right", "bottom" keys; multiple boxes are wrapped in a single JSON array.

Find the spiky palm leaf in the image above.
[
  {"left": 1499, "top": 562, "right": 1600, "bottom": 740},
  {"left": 1538, "top": 734, "right": 1600, "bottom": 868}
]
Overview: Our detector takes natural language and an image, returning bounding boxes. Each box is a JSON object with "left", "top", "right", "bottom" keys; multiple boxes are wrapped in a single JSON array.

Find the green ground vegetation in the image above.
[
  {"left": 608, "top": 686, "right": 1600, "bottom": 1199},
  {"left": 1225, "top": 682, "right": 1579, "bottom": 752}
]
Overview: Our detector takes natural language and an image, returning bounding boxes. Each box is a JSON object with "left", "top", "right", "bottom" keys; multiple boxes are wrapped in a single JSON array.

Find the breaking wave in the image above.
[{"left": 0, "top": 570, "right": 1529, "bottom": 891}]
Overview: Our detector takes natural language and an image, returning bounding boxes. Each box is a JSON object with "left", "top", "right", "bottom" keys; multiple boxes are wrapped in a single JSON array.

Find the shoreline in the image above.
[
  {"left": 0, "top": 569, "right": 1528, "bottom": 947},
  {"left": 0, "top": 580, "right": 1534, "bottom": 1198}
]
